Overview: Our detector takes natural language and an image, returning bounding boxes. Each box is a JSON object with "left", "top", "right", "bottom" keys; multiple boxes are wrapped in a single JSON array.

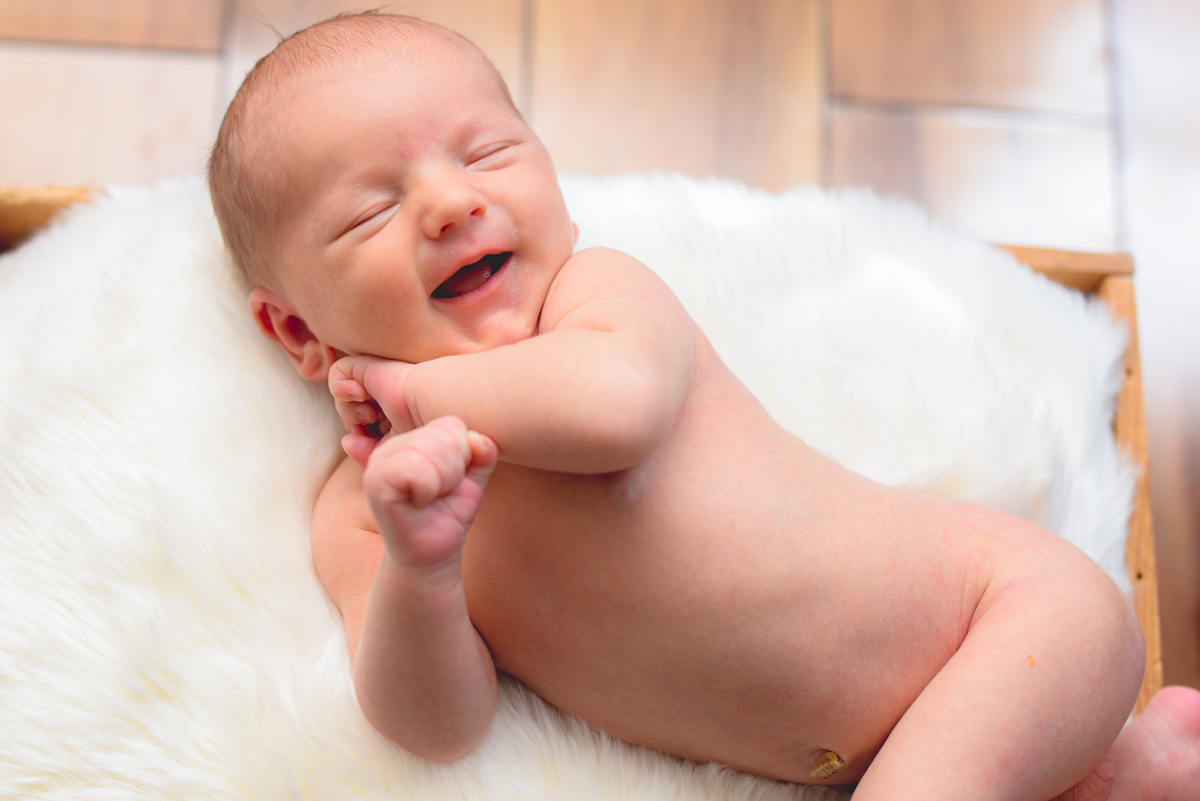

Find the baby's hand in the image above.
[
  {"left": 329, "top": 355, "right": 418, "bottom": 466},
  {"left": 363, "top": 416, "right": 498, "bottom": 569}
]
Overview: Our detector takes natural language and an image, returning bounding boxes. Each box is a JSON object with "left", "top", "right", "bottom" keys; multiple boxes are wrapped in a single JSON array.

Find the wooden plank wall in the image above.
[{"left": 0, "top": 0, "right": 823, "bottom": 190}]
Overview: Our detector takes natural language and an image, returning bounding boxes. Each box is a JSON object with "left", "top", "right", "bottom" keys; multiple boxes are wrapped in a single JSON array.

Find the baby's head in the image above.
[{"left": 209, "top": 13, "right": 575, "bottom": 379}]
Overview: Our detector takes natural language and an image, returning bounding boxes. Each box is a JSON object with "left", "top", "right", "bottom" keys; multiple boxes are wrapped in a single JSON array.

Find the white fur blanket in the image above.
[{"left": 0, "top": 173, "right": 1131, "bottom": 799}]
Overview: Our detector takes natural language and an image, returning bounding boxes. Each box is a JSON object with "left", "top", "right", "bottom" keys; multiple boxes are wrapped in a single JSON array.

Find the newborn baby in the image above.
[{"left": 208, "top": 13, "right": 1199, "bottom": 800}]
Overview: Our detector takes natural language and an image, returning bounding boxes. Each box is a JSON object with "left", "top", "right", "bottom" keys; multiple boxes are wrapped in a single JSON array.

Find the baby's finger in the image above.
[
  {"left": 463, "top": 430, "right": 499, "bottom": 491},
  {"left": 335, "top": 399, "right": 378, "bottom": 433},
  {"left": 368, "top": 422, "right": 470, "bottom": 508},
  {"left": 341, "top": 433, "right": 378, "bottom": 468},
  {"left": 329, "top": 359, "right": 369, "bottom": 403},
  {"left": 333, "top": 355, "right": 416, "bottom": 432},
  {"left": 331, "top": 355, "right": 386, "bottom": 399},
  {"left": 466, "top": 430, "right": 498, "bottom": 470}
]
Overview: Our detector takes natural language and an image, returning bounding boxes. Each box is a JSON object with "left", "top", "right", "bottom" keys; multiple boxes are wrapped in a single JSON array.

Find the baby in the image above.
[{"left": 208, "top": 13, "right": 1200, "bottom": 800}]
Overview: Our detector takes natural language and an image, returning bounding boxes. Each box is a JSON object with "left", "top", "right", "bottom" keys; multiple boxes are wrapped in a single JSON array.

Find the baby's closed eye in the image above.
[
  {"left": 464, "top": 140, "right": 520, "bottom": 171},
  {"left": 340, "top": 202, "right": 399, "bottom": 239}
]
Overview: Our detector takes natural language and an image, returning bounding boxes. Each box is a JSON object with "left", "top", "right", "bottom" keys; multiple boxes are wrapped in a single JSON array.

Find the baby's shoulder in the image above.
[
  {"left": 542, "top": 247, "right": 688, "bottom": 333},
  {"left": 552, "top": 246, "right": 654, "bottom": 290}
]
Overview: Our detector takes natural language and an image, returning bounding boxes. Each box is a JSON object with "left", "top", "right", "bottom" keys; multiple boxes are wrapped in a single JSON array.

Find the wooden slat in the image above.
[
  {"left": 1096, "top": 275, "right": 1163, "bottom": 714},
  {"left": 0, "top": 0, "right": 225, "bottom": 53},
  {"left": 221, "top": 0, "right": 526, "bottom": 119},
  {"left": 999, "top": 244, "right": 1135, "bottom": 294},
  {"left": 530, "top": 0, "right": 823, "bottom": 190},
  {"left": 0, "top": 45, "right": 221, "bottom": 186},
  {"left": 0, "top": 186, "right": 93, "bottom": 252},
  {"left": 830, "top": 105, "right": 1118, "bottom": 253},
  {"left": 829, "top": 0, "right": 1108, "bottom": 115}
]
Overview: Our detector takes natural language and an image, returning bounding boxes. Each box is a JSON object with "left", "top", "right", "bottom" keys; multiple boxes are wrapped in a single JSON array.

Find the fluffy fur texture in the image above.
[{"left": 0, "top": 173, "right": 1131, "bottom": 799}]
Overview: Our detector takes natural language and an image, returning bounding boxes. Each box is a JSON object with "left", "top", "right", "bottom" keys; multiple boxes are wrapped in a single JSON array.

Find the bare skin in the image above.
[
  {"left": 1054, "top": 687, "right": 1200, "bottom": 801},
  {"left": 227, "top": 14, "right": 1200, "bottom": 800}
]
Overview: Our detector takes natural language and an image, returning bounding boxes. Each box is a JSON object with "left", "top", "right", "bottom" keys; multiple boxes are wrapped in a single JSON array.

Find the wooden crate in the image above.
[{"left": 0, "top": 189, "right": 1162, "bottom": 713}]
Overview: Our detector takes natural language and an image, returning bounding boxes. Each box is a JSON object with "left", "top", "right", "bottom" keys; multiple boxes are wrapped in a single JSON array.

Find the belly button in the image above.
[
  {"left": 606, "top": 475, "right": 642, "bottom": 507},
  {"left": 809, "top": 750, "right": 846, "bottom": 779}
]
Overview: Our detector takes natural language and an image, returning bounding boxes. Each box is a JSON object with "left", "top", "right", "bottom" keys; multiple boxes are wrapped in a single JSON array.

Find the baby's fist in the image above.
[{"left": 363, "top": 417, "right": 498, "bottom": 569}]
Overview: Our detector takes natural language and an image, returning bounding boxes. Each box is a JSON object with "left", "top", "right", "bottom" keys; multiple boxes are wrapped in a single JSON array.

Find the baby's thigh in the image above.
[{"left": 853, "top": 517, "right": 1143, "bottom": 800}]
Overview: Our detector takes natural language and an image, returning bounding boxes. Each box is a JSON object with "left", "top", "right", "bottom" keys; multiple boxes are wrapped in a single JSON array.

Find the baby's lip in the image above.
[{"left": 431, "top": 252, "right": 512, "bottom": 299}]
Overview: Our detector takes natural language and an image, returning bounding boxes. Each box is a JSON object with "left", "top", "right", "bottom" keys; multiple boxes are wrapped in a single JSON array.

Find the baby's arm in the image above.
[
  {"left": 332, "top": 247, "right": 695, "bottom": 474},
  {"left": 312, "top": 417, "right": 499, "bottom": 760}
]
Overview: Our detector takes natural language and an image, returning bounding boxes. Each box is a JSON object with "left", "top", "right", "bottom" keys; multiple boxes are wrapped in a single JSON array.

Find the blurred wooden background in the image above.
[{"left": 2, "top": 0, "right": 1197, "bottom": 690}]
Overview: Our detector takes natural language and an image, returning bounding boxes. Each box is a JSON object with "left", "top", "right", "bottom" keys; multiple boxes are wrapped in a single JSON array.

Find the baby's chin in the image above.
[
  {"left": 363, "top": 332, "right": 531, "bottom": 364},
  {"left": 339, "top": 305, "right": 542, "bottom": 364}
]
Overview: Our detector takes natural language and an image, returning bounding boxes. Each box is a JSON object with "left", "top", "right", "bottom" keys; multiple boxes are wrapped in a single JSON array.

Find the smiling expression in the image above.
[{"left": 264, "top": 38, "right": 576, "bottom": 364}]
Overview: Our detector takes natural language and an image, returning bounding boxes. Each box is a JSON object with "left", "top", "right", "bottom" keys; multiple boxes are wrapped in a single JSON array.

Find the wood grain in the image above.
[
  {"left": 1115, "top": 0, "right": 1200, "bottom": 692},
  {"left": 830, "top": 104, "right": 1117, "bottom": 251},
  {"left": 0, "top": 185, "right": 92, "bottom": 252},
  {"left": 0, "top": 0, "right": 224, "bottom": 52},
  {"left": 220, "top": 0, "right": 526, "bottom": 117},
  {"left": 830, "top": 0, "right": 1108, "bottom": 115},
  {"left": 0, "top": 44, "right": 221, "bottom": 186},
  {"left": 1097, "top": 275, "right": 1163, "bottom": 713},
  {"left": 998, "top": 245, "right": 1134, "bottom": 294},
  {"left": 530, "top": 0, "right": 822, "bottom": 190}
]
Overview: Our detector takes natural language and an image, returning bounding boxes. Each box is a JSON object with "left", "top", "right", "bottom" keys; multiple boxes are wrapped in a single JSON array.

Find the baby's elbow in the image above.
[
  {"left": 407, "top": 734, "right": 483, "bottom": 764},
  {"left": 355, "top": 675, "right": 494, "bottom": 762},
  {"left": 362, "top": 703, "right": 489, "bottom": 763},
  {"left": 593, "top": 364, "right": 682, "bottom": 468}
]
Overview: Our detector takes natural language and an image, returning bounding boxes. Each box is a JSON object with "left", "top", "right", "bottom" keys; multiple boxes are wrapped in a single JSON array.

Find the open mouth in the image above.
[{"left": 431, "top": 252, "right": 512, "bottom": 299}]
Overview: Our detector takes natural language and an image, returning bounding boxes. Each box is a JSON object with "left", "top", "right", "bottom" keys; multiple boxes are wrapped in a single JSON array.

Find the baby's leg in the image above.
[
  {"left": 852, "top": 531, "right": 1144, "bottom": 801},
  {"left": 1054, "top": 686, "right": 1200, "bottom": 801},
  {"left": 1105, "top": 685, "right": 1200, "bottom": 800}
]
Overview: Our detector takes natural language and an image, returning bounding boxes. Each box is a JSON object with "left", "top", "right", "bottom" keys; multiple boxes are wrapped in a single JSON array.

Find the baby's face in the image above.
[{"left": 265, "top": 41, "right": 575, "bottom": 364}]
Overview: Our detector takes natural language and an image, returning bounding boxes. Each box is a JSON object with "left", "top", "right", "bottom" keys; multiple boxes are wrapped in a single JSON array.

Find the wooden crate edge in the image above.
[
  {"left": 1096, "top": 275, "right": 1162, "bottom": 713},
  {"left": 0, "top": 186, "right": 95, "bottom": 252}
]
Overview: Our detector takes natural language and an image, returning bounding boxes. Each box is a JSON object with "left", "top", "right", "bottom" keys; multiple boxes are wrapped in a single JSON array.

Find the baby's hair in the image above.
[{"left": 208, "top": 11, "right": 517, "bottom": 290}]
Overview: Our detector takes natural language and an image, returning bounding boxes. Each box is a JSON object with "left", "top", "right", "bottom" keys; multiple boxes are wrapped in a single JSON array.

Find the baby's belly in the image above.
[{"left": 461, "top": 450, "right": 986, "bottom": 783}]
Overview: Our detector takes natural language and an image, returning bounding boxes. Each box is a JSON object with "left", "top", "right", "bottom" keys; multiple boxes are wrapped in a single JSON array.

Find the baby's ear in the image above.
[{"left": 248, "top": 288, "right": 338, "bottom": 382}]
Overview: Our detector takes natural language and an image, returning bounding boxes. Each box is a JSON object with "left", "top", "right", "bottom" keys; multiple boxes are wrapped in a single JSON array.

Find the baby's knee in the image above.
[
  {"left": 988, "top": 519, "right": 1144, "bottom": 704},
  {"left": 1049, "top": 552, "right": 1145, "bottom": 704}
]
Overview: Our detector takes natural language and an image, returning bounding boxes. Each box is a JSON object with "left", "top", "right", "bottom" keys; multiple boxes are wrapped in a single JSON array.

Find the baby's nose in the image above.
[{"left": 418, "top": 172, "right": 487, "bottom": 238}]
